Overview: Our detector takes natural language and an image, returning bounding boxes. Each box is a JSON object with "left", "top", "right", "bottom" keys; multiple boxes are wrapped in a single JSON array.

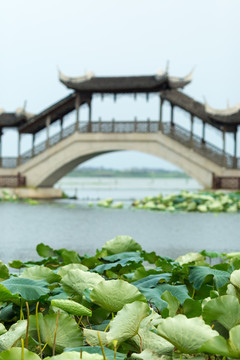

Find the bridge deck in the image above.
[{"left": 1, "top": 120, "right": 239, "bottom": 169}]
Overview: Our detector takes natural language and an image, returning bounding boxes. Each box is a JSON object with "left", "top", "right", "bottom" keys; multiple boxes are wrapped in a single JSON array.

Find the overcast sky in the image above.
[{"left": 1, "top": 0, "right": 239, "bottom": 170}]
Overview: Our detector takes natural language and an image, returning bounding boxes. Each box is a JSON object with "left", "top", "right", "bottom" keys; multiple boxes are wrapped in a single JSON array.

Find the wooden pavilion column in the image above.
[
  {"left": 222, "top": 128, "right": 226, "bottom": 154},
  {"left": 170, "top": 103, "right": 174, "bottom": 126},
  {"left": 45, "top": 115, "right": 51, "bottom": 149},
  {"left": 60, "top": 117, "right": 64, "bottom": 139},
  {"left": 159, "top": 96, "right": 164, "bottom": 131},
  {"left": 0, "top": 128, "right": 2, "bottom": 167},
  {"left": 17, "top": 131, "right": 22, "bottom": 166},
  {"left": 202, "top": 121, "right": 206, "bottom": 144},
  {"left": 190, "top": 114, "right": 194, "bottom": 146},
  {"left": 32, "top": 134, "right": 35, "bottom": 157},
  {"left": 234, "top": 129, "right": 237, "bottom": 167},
  {"left": 75, "top": 94, "right": 81, "bottom": 131},
  {"left": 88, "top": 99, "right": 92, "bottom": 132}
]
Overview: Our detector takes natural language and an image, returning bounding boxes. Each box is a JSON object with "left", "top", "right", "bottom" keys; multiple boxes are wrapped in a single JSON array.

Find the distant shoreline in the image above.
[{"left": 66, "top": 168, "right": 189, "bottom": 179}]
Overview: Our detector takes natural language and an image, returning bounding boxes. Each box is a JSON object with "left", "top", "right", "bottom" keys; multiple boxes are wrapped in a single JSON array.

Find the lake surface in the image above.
[{"left": 1, "top": 177, "right": 239, "bottom": 263}]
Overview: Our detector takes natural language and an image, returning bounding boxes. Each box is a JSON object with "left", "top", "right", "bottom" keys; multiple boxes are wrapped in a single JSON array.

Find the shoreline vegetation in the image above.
[
  {"left": 0, "top": 235, "right": 240, "bottom": 359},
  {"left": 66, "top": 167, "right": 190, "bottom": 179}
]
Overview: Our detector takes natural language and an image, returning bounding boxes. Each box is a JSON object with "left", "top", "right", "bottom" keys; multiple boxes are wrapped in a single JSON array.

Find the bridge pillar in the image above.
[
  {"left": 75, "top": 94, "right": 81, "bottom": 131},
  {"left": 46, "top": 115, "right": 51, "bottom": 149}
]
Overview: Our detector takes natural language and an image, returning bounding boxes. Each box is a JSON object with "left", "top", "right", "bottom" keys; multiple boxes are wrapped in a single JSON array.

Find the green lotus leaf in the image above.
[
  {"left": 0, "top": 262, "right": 9, "bottom": 281},
  {"left": 36, "top": 243, "right": 57, "bottom": 258},
  {"left": 29, "top": 313, "right": 83, "bottom": 353},
  {"left": 47, "top": 351, "right": 103, "bottom": 360},
  {"left": 90, "top": 279, "right": 146, "bottom": 312},
  {"left": 61, "top": 269, "right": 104, "bottom": 296},
  {"left": 51, "top": 299, "right": 92, "bottom": 316},
  {"left": 157, "top": 314, "right": 219, "bottom": 354},
  {"left": 199, "top": 324, "right": 240, "bottom": 357},
  {"left": 107, "top": 301, "right": 150, "bottom": 343},
  {"left": 0, "top": 348, "right": 40, "bottom": 360},
  {"left": 137, "top": 284, "right": 190, "bottom": 311},
  {"left": 131, "top": 349, "right": 164, "bottom": 359},
  {"left": 102, "top": 252, "right": 142, "bottom": 262},
  {"left": 176, "top": 253, "right": 204, "bottom": 265},
  {"left": 131, "top": 312, "right": 174, "bottom": 355},
  {"left": 2, "top": 277, "right": 50, "bottom": 301},
  {"left": 65, "top": 346, "right": 126, "bottom": 360},
  {"left": 93, "top": 255, "right": 143, "bottom": 274},
  {"left": 102, "top": 235, "right": 142, "bottom": 255},
  {"left": 0, "top": 284, "right": 19, "bottom": 303},
  {"left": 20, "top": 265, "right": 61, "bottom": 283},
  {"left": 161, "top": 291, "right": 180, "bottom": 317},
  {"left": 230, "top": 269, "right": 240, "bottom": 290},
  {"left": 189, "top": 266, "right": 230, "bottom": 290},
  {"left": 132, "top": 274, "right": 171, "bottom": 288},
  {"left": 202, "top": 295, "right": 240, "bottom": 330},
  {"left": 83, "top": 329, "right": 108, "bottom": 346},
  {"left": 183, "top": 299, "right": 202, "bottom": 318},
  {"left": 0, "top": 320, "right": 27, "bottom": 352},
  {"left": 58, "top": 263, "right": 88, "bottom": 278},
  {"left": 0, "top": 324, "right": 6, "bottom": 336}
]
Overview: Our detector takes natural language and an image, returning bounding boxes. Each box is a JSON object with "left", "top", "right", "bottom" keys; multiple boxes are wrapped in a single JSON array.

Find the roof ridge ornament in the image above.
[
  {"left": 59, "top": 69, "right": 95, "bottom": 84},
  {"left": 168, "top": 69, "right": 193, "bottom": 89},
  {"left": 205, "top": 100, "right": 240, "bottom": 116}
]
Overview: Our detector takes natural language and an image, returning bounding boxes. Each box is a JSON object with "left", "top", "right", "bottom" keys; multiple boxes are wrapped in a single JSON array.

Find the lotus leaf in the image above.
[
  {"left": 199, "top": 324, "right": 240, "bottom": 357},
  {"left": 0, "top": 348, "right": 40, "bottom": 360},
  {"left": 29, "top": 313, "right": 83, "bottom": 353},
  {"left": 0, "top": 284, "right": 19, "bottom": 303},
  {"left": 61, "top": 269, "right": 103, "bottom": 296},
  {"left": 36, "top": 243, "right": 57, "bottom": 258},
  {"left": 83, "top": 329, "right": 108, "bottom": 346},
  {"left": 131, "top": 313, "right": 174, "bottom": 355},
  {"left": 189, "top": 266, "right": 230, "bottom": 290},
  {"left": 65, "top": 346, "right": 127, "bottom": 360},
  {"left": 20, "top": 265, "right": 61, "bottom": 283},
  {"left": 230, "top": 269, "right": 240, "bottom": 290},
  {"left": 102, "top": 236, "right": 142, "bottom": 255},
  {"left": 161, "top": 291, "right": 180, "bottom": 317},
  {"left": 157, "top": 314, "right": 218, "bottom": 354},
  {"left": 90, "top": 279, "right": 146, "bottom": 312},
  {"left": 107, "top": 301, "right": 150, "bottom": 343},
  {"left": 133, "top": 274, "right": 171, "bottom": 288},
  {"left": 0, "top": 324, "right": 6, "bottom": 336},
  {"left": 51, "top": 299, "right": 92, "bottom": 316},
  {"left": 102, "top": 252, "right": 142, "bottom": 262},
  {"left": 2, "top": 277, "right": 50, "bottom": 301},
  {"left": 58, "top": 263, "right": 88, "bottom": 278},
  {"left": 130, "top": 349, "right": 163, "bottom": 359},
  {"left": 0, "top": 262, "right": 9, "bottom": 281},
  {"left": 176, "top": 253, "right": 204, "bottom": 265},
  {"left": 48, "top": 351, "right": 103, "bottom": 360},
  {"left": 202, "top": 294, "right": 240, "bottom": 330},
  {"left": 183, "top": 299, "right": 202, "bottom": 318},
  {"left": 136, "top": 284, "right": 190, "bottom": 311},
  {"left": 0, "top": 320, "right": 27, "bottom": 352},
  {"left": 93, "top": 255, "right": 143, "bottom": 274}
]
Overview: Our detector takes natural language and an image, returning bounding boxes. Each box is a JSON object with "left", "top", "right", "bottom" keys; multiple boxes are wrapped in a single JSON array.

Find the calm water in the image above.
[{"left": 1, "top": 177, "right": 239, "bottom": 263}]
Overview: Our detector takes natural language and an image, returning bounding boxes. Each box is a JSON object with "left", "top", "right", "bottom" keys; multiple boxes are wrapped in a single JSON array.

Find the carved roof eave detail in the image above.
[
  {"left": 205, "top": 102, "right": 240, "bottom": 123},
  {"left": 59, "top": 70, "right": 192, "bottom": 93},
  {"left": 0, "top": 108, "right": 34, "bottom": 128}
]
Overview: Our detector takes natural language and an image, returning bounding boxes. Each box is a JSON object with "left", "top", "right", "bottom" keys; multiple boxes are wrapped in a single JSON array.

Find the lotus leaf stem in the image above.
[
  {"left": 25, "top": 302, "right": 30, "bottom": 349},
  {"left": 21, "top": 338, "right": 24, "bottom": 360},
  {"left": 36, "top": 302, "right": 42, "bottom": 360},
  {"left": 97, "top": 331, "right": 106, "bottom": 360},
  {"left": 52, "top": 311, "right": 60, "bottom": 356}
]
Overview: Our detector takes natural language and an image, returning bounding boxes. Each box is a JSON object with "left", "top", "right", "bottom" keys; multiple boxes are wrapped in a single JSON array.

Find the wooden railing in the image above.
[
  {"left": 0, "top": 173, "right": 26, "bottom": 187},
  {"left": 0, "top": 120, "right": 239, "bottom": 169}
]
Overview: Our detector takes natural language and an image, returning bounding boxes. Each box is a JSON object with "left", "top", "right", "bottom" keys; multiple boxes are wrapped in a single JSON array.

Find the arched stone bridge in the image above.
[{"left": 1, "top": 71, "right": 240, "bottom": 189}]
